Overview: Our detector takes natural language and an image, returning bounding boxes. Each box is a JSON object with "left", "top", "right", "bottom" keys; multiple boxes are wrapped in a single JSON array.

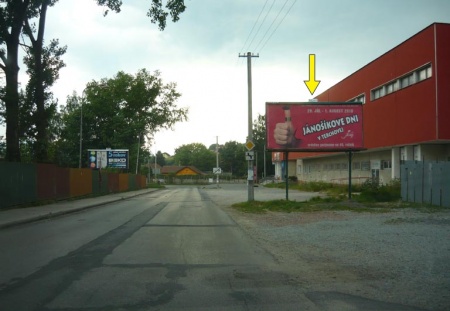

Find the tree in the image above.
[
  {"left": 173, "top": 143, "right": 215, "bottom": 172},
  {"left": 22, "top": 0, "right": 67, "bottom": 162},
  {"left": 57, "top": 69, "right": 188, "bottom": 171},
  {"left": 252, "top": 114, "right": 275, "bottom": 178},
  {"left": 219, "top": 141, "right": 246, "bottom": 177},
  {"left": 0, "top": 0, "right": 30, "bottom": 161},
  {"left": 155, "top": 150, "right": 166, "bottom": 167},
  {"left": 0, "top": 0, "right": 186, "bottom": 162}
]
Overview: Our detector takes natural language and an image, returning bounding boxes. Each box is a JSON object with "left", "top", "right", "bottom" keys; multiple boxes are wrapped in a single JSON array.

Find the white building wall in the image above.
[{"left": 294, "top": 144, "right": 450, "bottom": 185}]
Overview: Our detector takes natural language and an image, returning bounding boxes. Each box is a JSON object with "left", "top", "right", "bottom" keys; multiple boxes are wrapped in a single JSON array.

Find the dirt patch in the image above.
[{"left": 223, "top": 205, "right": 450, "bottom": 311}]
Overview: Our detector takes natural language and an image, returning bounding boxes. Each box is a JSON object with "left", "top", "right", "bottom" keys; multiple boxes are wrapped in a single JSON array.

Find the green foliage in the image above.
[
  {"left": 155, "top": 151, "right": 166, "bottom": 167},
  {"left": 264, "top": 179, "right": 402, "bottom": 204},
  {"left": 218, "top": 141, "right": 247, "bottom": 177},
  {"left": 356, "top": 179, "right": 401, "bottom": 203},
  {"left": 231, "top": 198, "right": 370, "bottom": 214},
  {"left": 56, "top": 69, "right": 188, "bottom": 170},
  {"left": 0, "top": 0, "right": 187, "bottom": 162},
  {"left": 252, "top": 114, "right": 275, "bottom": 178},
  {"left": 173, "top": 143, "right": 215, "bottom": 172},
  {"left": 147, "top": 0, "right": 186, "bottom": 30},
  {"left": 298, "top": 181, "right": 336, "bottom": 192}
]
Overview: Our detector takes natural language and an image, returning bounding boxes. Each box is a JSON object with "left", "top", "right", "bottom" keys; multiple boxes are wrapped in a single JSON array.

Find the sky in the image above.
[{"left": 3, "top": 0, "right": 450, "bottom": 155}]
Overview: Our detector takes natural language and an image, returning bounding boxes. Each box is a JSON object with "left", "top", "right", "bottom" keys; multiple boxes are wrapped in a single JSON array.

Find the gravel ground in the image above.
[{"left": 199, "top": 184, "right": 450, "bottom": 311}]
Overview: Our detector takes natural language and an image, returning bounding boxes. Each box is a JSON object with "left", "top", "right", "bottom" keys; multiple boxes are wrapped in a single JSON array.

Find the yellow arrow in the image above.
[{"left": 304, "top": 54, "right": 321, "bottom": 95}]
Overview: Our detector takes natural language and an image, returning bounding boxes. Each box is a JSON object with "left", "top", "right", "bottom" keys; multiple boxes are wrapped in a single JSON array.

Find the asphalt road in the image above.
[{"left": 0, "top": 185, "right": 428, "bottom": 310}]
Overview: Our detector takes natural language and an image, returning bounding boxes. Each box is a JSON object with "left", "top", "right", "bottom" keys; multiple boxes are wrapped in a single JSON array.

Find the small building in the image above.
[{"left": 160, "top": 166, "right": 205, "bottom": 176}]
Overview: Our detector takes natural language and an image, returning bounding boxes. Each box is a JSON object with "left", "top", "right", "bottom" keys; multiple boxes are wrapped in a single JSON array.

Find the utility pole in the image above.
[
  {"left": 216, "top": 136, "right": 219, "bottom": 186},
  {"left": 239, "top": 52, "right": 259, "bottom": 201},
  {"left": 136, "top": 133, "right": 140, "bottom": 174},
  {"left": 79, "top": 99, "right": 83, "bottom": 168}
]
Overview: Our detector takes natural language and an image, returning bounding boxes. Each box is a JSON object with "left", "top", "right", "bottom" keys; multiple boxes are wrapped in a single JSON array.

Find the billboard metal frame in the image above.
[
  {"left": 266, "top": 102, "right": 365, "bottom": 152},
  {"left": 88, "top": 149, "right": 129, "bottom": 169},
  {"left": 265, "top": 102, "right": 365, "bottom": 200}
]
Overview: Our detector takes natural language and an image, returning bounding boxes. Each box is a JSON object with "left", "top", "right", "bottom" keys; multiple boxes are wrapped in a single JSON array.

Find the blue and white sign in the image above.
[
  {"left": 88, "top": 149, "right": 129, "bottom": 169},
  {"left": 107, "top": 150, "right": 129, "bottom": 169}
]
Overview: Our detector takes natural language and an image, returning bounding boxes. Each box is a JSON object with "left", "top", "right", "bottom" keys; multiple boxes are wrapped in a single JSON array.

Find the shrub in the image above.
[{"left": 357, "top": 179, "right": 401, "bottom": 202}]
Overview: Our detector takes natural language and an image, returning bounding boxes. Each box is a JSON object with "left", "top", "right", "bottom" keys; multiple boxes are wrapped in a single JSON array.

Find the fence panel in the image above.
[
  {"left": 138, "top": 175, "right": 146, "bottom": 189},
  {"left": 429, "top": 163, "right": 443, "bottom": 206},
  {"left": 108, "top": 173, "right": 120, "bottom": 193},
  {"left": 91, "top": 170, "right": 109, "bottom": 195},
  {"left": 37, "top": 164, "right": 70, "bottom": 201},
  {"left": 0, "top": 162, "right": 37, "bottom": 209},
  {"left": 69, "top": 168, "right": 92, "bottom": 198},
  {"left": 442, "top": 164, "right": 450, "bottom": 208},
  {"left": 119, "top": 173, "right": 129, "bottom": 192},
  {"left": 401, "top": 161, "right": 450, "bottom": 207},
  {"left": 128, "top": 174, "right": 137, "bottom": 191}
]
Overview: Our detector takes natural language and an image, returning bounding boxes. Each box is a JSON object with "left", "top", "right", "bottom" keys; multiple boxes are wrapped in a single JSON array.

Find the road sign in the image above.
[
  {"left": 245, "top": 151, "right": 254, "bottom": 160},
  {"left": 245, "top": 140, "right": 255, "bottom": 150},
  {"left": 213, "top": 167, "right": 222, "bottom": 174}
]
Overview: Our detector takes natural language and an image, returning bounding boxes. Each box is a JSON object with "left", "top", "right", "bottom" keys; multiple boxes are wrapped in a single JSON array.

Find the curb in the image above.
[{"left": 0, "top": 188, "right": 160, "bottom": 230}]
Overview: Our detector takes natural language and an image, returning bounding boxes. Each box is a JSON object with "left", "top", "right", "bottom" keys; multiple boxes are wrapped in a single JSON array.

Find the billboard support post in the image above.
[
  {"left": 348, "top": 150, "right": 353, "bottom": 200},
  {"left": 285, "top": 151, "right": 289, "bottom": 200}
]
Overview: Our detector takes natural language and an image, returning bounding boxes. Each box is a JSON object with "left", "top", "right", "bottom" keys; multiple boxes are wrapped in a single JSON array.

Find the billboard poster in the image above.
[
  {"left": 88, "top": 149, "right": 129, "bottom": 169},
  {"left": 266, "top": 102, "right": 364, "bottom": 151},
  {"left": 107, "top": 150, "right": 129, "bottom": 169},
  {"left": 88, "top": 150, "right": 107, "bottom": 169}
]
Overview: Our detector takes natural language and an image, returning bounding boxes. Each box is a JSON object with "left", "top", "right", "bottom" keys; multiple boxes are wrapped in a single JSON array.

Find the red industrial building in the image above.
[{"left": 273, "top": 23, "right": 450, "bottom": 184}]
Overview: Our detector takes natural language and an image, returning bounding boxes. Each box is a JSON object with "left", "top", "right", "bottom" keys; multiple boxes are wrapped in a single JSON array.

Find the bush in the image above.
[
  {"left": 296, "top": 181, "right": 335, "bottom": 192},
  {"left": 357, "top": 179, "right": 401, "bottom": 202}
]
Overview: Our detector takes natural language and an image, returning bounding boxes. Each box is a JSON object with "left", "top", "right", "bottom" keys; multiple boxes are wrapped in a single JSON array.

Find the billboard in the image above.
[
  {"left": 266, "top": 102, "right": 364, "bottom": 151},
  {"left": 88, "top": 149, "right": 129, "bottom": 169}
]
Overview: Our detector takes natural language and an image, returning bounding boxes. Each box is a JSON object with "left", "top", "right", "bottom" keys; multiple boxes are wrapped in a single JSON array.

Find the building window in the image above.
[
  {"left": 352, "top": 161, "right": 361, "bottom": 170},
  {"left": 386, "top": 81, "right": 398, "bottom": 94},
  {"left": 361, "top": 161, "right": 370, "bottom": 171},
  {"left": 348, "top": 93, "right": 366, "bottom": 104},
  {"left": 418, "top": 65, "right": 432, "bottom": 81},
  {"left": 400, "top": 73, "right": 415, "bottom": 88},
  {"left": 382, "top": 160, "right": 392, "bottom": 169},
  {"left": 372, "top": 87, "right": 382, "bottom": 100},
  {"left": 370, "top": 63, "right": 432, "bottom": 101}
]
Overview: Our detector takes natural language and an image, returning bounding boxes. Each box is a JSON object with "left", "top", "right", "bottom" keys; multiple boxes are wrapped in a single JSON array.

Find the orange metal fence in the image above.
[{"left": 1, "top": 162, "right": 147, "bottom": 209}]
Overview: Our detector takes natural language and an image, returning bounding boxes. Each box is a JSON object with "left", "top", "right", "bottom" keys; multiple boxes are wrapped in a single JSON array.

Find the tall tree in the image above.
[
  {"left": 57, "top": 69, "right": 188, "bottom": 172},
  {"left": 0, "top": 0, "right": 186, "bottom": 162},
  {"left": 173, "top": 143, "right": 215, "bottom": 172},
  {"left": 0, "top": 0, "right": 30, "bottom": 161},
  {"left": 156, "top": 150, "right": 166, "bottom": 167},
  {"left": 22, "top": 0, "right": 66, "bottom": 161},
  {"left": 219, "top": 141, "right": 246, "bottom": 177},
  {"left": 252, "top": 114, "right": 275, "bottom": 178}
]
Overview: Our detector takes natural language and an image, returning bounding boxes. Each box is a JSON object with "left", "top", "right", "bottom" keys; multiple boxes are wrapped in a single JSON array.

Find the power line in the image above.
[
  {"left": 245, "top": 0, "right": 276, "bottom": 53},
  {"left": 253, "top": 0, "right": 290, "bottom": 53},
  {"left": 239, "top": 0, "right": 269, "bottom": 55},
  {"left": 257, "top": 0, "right": 297, "bottom": 53}
]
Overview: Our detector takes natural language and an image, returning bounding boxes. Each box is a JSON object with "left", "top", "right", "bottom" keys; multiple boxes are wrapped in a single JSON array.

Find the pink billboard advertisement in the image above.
[{"left": 266, "top": 102, "right": 364, "bottom": 151}]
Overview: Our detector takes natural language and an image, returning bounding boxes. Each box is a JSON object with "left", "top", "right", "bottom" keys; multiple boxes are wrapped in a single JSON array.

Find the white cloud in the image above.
[{"left": 2, "top": 0, "right": 450, "bottom": 155}]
